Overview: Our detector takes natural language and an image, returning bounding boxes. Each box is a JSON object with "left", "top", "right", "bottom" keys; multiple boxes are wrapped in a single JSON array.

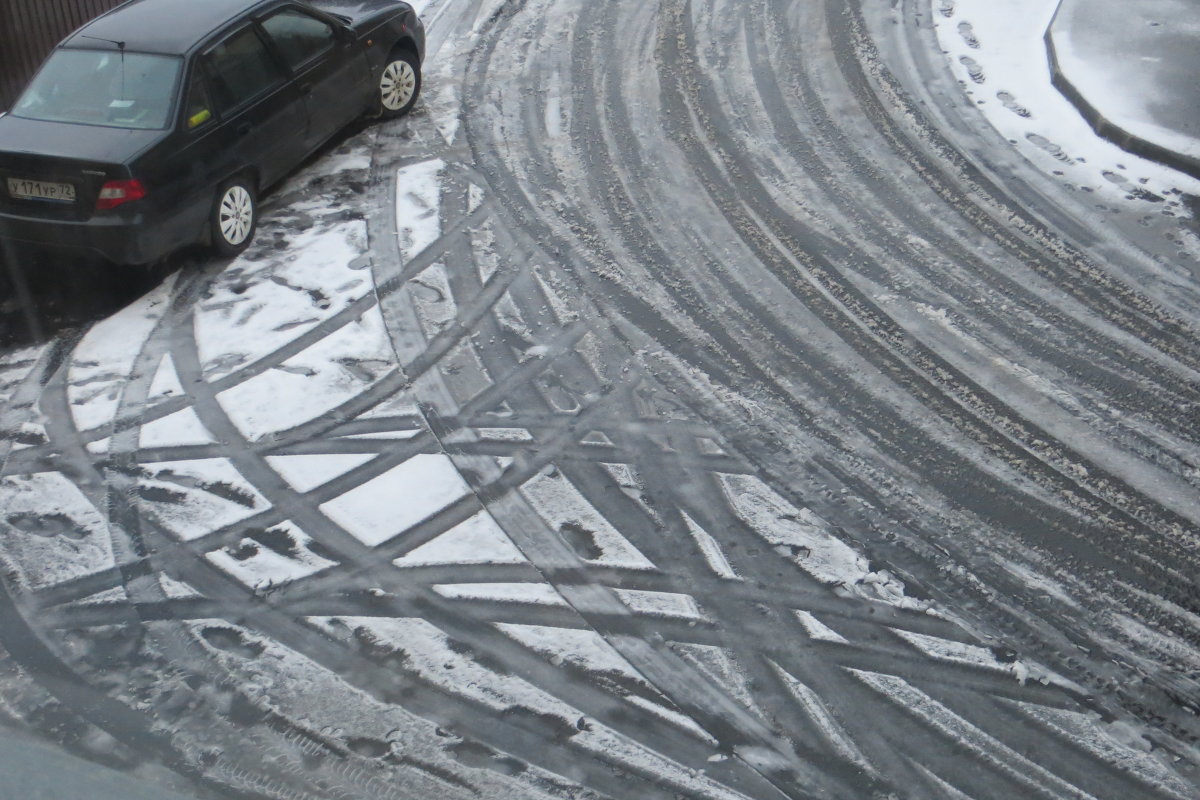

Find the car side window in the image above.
[
  {"left": 260, "top": 9, "right": 335, "bottom": 72},
  {"left": 183, "top": 68, "right": 215, "bottom": 130},
  {"left": 205, "top": 26, "right": 286, "bottom": 113}
]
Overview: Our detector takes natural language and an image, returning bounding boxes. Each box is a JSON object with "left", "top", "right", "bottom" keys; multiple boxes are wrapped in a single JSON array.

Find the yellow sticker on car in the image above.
[{"left": 188, "top": 108, "right": 212, "bottom": 128}]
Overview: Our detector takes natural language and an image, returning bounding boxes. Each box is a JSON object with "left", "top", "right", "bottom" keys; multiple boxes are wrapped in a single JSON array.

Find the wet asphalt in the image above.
[{"left": 0, "top": 1, "right": 1198, "bottom": 799}]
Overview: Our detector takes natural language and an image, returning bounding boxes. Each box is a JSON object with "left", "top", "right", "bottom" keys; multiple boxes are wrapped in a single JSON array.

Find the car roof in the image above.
[{"left": 63, "top": 0, "right": 276, "bottom": 55}]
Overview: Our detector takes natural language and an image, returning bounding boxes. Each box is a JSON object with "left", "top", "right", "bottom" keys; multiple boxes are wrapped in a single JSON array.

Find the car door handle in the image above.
[
  {"left": 298, "top": 83, "right": 312, "bottom": 96},
  {"left": 236, "top": 123, "right": 251, "bottom": 138}
]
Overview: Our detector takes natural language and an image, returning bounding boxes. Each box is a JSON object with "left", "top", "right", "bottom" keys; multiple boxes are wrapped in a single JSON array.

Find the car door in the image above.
[
  {"left": 137, "top": 62, "right": 232, "bottom": 246},
  {"left": 257, "top": 5, "right": 370, "bottom": 153},
  {"left": 202, "top": 23, "right": 308, "bottom": 189}
]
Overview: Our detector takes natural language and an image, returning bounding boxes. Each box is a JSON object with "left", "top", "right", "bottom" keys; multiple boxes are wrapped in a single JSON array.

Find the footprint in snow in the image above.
[
  {"left": 997, "top": 90, "right": 1032, "bottom": 118},
  {"left": 959, "top": 55, "right": 985, "bottom": 83},
  {"left": 5, "top": 512, "right": 88, "bottom": 540},
  {"left": 958, "top": 21, "right": 980, "bottom": 48},
  {"left": 1025, "top": 133, "right": 1075, "bottom": 164},
  {"left": 1102, "top": 171, "right": 1165, "bottom": 202}
]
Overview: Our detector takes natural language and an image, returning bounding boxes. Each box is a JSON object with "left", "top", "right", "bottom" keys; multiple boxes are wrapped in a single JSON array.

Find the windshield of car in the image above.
[{"left": 12, "top": 48, "right": 181, "bottom": 130}]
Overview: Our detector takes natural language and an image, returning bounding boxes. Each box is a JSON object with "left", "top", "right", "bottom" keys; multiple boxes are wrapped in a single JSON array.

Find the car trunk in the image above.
[{"left": 0, "top": 114, "right": 160, "bottom": 221}]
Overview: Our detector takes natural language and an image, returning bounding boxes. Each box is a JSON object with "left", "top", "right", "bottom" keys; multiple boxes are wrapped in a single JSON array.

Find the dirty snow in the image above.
[
  {"left": 520, "top": 471, "right": 657, "bottom": 569},
  {"left": 193, "top": 220, "right": 370, "bottom": 382},
  {"left": 66, "top": 279, "right": 174, "bottom": 432},
  {"left": 216, "top": 303, "right": 395, "bottom": 441},
  {"left": 0, "top": 472, "right": 115, "bottom": 587},
  {"left": 138, "top": 458, "right": 268, "bottom": 541},
  {"left": 396, "top": 159, "right": 444, "bottom": 262},
  {"left": 718, "top": 474, "right": 927, "bottom": 609}
]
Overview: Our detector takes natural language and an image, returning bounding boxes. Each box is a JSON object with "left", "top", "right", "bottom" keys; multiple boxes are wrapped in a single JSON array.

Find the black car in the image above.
[{"left": 0, "top": 0, "right": 425, "bottom": 265}]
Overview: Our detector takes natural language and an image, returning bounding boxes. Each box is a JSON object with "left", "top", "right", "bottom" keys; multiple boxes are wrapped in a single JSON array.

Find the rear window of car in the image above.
[{"left": 12, "top": 49, "right": 182, "bottom": 130}]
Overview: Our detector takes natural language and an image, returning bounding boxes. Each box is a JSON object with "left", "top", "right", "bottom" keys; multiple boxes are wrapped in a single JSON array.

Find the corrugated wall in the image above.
[{"left": 0, "top": 0, "right": 128, "bottom": 110}]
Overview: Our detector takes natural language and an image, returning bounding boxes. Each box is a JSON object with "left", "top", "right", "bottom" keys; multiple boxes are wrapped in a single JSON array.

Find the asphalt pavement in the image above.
[
  {"left": 0, "top": 728, "right": 202, "bottom": 800},
  {"left": 0, "top": 0, "right": 1197, "bottom": 799}
]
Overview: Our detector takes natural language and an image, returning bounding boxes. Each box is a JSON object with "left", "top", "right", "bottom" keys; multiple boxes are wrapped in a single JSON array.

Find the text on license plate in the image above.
[{"left": 6, "top": 177, "right": 75, "bottom": 203}]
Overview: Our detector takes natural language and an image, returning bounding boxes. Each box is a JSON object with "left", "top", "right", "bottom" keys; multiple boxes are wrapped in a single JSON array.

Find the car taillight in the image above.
[{"left": 96, "top": 179, "right": 146, "bottom": 210}]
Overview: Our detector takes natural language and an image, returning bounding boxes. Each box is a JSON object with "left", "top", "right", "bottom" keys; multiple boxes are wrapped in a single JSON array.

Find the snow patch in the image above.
[
  {"left": 67, "top": 280, "right": 174, "bottom": 432},
  {"left": 217, "top": 304, "right": 395, "bottom": 441},
  {"left": 520, "top": 471, "right": 656, "bottom": 569},
  {"left": 194, "top": 220, "right": 369, "bottom": 381},
  {"left": 0, "top": 473, "right": 115, "bottom": 588},
  {"left": 319, "top": 454, "right": 470, "bottom": 546},
  {"left": 433, "top": 582, "right": 568, "bottom": 607},
  {"left": 393, "top": 511, "right": 528, "bottom": 565},
  {"left": 396, "top": 159, "right": 445, "bottom": 262},
  {"left": 206, "top": 522, "right": 337, "bottom": 589},
  {"left": 934, "top": 0, "right": 1200, "bottom": 199},
  {"left": 137, "top": 407, "right": 216, "bottom": 448},
  {"left": 265, "top": 453, "right": 378, "bottom": 494},
  {"left": 138, "top": 458, "right": 268, "bottom": 541}
]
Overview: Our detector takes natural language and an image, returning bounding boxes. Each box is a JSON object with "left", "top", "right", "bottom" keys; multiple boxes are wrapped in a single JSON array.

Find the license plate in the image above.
[{"left": 6, "top": 177, "right": 76, "bottom": 203}]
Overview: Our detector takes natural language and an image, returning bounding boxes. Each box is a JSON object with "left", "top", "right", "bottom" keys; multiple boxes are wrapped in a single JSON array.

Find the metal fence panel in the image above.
[{"left": 0, "top": 0, "right": 127, "bottom": 110}]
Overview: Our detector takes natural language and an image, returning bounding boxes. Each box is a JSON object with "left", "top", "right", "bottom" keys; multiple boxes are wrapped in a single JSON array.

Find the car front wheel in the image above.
[
  {"left": 211, "top": 178, "right": 256, "bottom": 257},
  {"left": 378, "top": 50, "right": 421, "bottom": 118}
]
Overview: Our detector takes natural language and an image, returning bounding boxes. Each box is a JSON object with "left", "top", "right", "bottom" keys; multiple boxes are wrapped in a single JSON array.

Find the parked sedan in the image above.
[{"left": 0, "top": 0, "right": 424, "bottom": 265}]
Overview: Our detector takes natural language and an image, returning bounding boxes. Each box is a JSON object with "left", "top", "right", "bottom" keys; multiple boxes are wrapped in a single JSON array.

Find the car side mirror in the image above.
[{"left": 334, "top": 24, "right": 354, "bottom": 44}]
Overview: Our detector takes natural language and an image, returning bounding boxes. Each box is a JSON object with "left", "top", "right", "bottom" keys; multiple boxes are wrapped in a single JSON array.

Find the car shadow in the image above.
[
  {"left": 0, "top": 117, "right": 380, "bottom": 354},
  {"left": 0, "top": 241, "right": 177, "bottom": 351}
]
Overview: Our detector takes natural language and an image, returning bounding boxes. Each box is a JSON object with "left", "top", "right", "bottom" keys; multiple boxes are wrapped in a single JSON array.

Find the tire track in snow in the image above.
[
  {"left": 454, "top": 0, "right": 1197, "bottom": 794},
  {"left": 0, "top": 0, "right": 1196, "bottom": 798}
]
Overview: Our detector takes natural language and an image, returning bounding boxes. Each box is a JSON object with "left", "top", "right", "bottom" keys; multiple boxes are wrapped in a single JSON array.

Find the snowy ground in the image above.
[
  {"left": 934, "top": 0, "right": 1200, "bottom": 210},
  {"left": 0, "top": 0, "right": 1197, "bottom": 798}
]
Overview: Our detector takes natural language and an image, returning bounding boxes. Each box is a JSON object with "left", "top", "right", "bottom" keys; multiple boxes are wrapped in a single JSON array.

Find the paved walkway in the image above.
[{"left": 1049, "top": 0, "right": 1200, "bottom": 179}]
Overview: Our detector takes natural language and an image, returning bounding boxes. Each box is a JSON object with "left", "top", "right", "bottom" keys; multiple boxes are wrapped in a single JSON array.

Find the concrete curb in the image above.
[{"left": 1045, "top": 2, "right": 1200, "bottom": 181}]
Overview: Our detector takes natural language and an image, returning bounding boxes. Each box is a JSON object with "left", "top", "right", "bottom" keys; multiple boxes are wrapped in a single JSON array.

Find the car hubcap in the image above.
[
  {"left": 219, "top": 186, "right": 253, "bottom": 246},
  {"left": 380, "top": 60, "right": 416, "bottom": 111}
]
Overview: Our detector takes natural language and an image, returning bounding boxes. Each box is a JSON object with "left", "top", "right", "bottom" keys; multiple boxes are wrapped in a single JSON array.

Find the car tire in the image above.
[
  {"left": 211, "top": 177, "right": 257, "bottom": 257},
  {"left": 378, "top": 48, "right": 421, "bottom": 118}
]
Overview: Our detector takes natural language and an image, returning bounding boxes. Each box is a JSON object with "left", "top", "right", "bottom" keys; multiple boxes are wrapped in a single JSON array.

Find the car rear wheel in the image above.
[
  {"left": 378, "top": 50, "right": 420, "bottom": 118},
  {"left": 211, "top": 178, "right": 256, "bottom": 257}
]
